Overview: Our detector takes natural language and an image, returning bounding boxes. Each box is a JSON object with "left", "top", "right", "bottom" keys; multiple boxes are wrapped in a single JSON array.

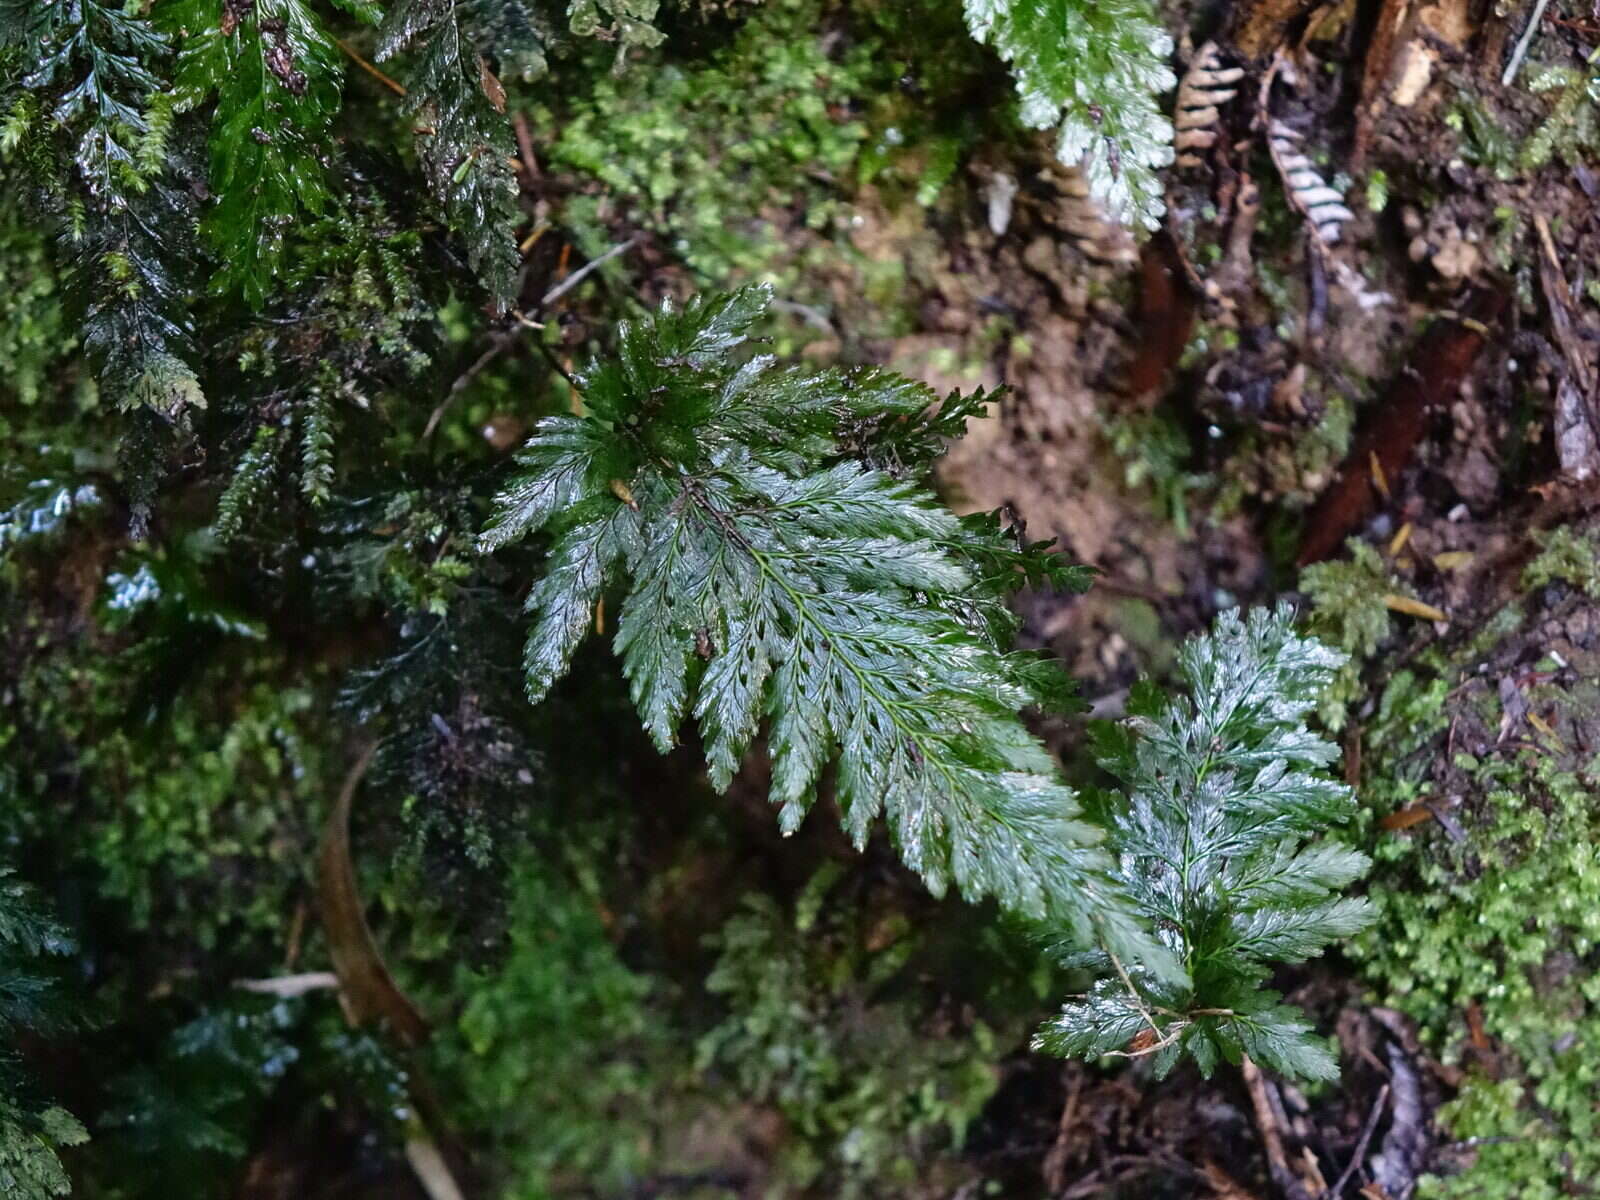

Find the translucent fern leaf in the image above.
[
  {"left": 1037, "top": 605, "right": 1373, "bottom": 1083},
  {"left": 298, "top": 390, "right": 335, "bottom": 505},
  {"left": 482, "top": 285, "right": 1175, "bottom": 976},
  {"left": 376, "top": 0, "right": 521, "bottom": 301},
  {"left": 214, "top": 424, "right": 283, "bottom": 543},
  {"left": 963, "top": 0, "right": 1176, "bottom": 229},
  {"left": 163, "top": 0, "right": 343, "bottom": 305},
  {"left": 7, "top": 0, "right": 205, "bottom": 415},
  {"left": 16, "top": 0, "right": 167, "bottom": 194}
]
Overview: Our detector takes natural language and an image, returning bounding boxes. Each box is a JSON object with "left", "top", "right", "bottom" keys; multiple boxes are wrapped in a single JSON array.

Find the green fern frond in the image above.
[
  {"left": 0, "top": 870, "right": 85, "bottom": 1200},
  {"left": 164, "top": 0, "right": 345, "bottom": 305},
  {"left": 1035, "top": 606, "right": 1372, "bottom": 1083},
  {"left": 0, "top": 1100, "right": 86, "bottom": 1199},
  {"left": 70, "top": 175, "right": 206, "bottom": 417},
  {"left": 376, "top": 0, "right": 522, "bottom": 302},
  {"left": 214, "top": 423, "right": 284, "bottom": 543},
  {"left": 480, "top": 285, "right": 1175, "bottom": 976},
  {"left": 12, "top": 0, "right": 167, "bottom": 194},
  {"left": 962, "top": 0, "right": 1175, "bottom": 229},
  {"left": 298, "top": 389, "right": 336, "bottom": 505},
  {"left": 4, "top": 0, "right": 205, "bottom": 416}
]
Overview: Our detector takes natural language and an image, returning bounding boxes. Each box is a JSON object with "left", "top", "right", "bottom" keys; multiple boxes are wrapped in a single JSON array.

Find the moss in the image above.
[
  {"left": 1523, "top": 526, "right": 1600, "bottom": 599},
  {"left": 694, "top": 866, "right": 1012, "bottom": 1196},
  {"left": 536, "top": 0, "right": 992, "bottom": 346},
  {"left": 430, "top": 849, "right": 674, "bottom": 1197},
  {"left": 1346, "top": 597, "right": 1600, "bottom": 1197},
  {"left": 4, "top": 603, "right": 328, "bottom": 964},
  {"left": 0, "top": 191, "right": 74, "bottom": 413},
  {"left": 1300, "top": 540, "right": 1393, "bottom": 729},
  {"left": 1103, "top": 407, "right": 1207, "bottom": 534}
]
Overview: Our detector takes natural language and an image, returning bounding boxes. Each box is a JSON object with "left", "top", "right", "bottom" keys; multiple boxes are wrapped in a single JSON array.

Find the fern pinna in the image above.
[
  {"left": 480, "top": 285, "right": 1174, "bottom": 976},
  {"left": 0, "top": 868, "right": 87, "bottom": 1198},
  {"left": 1035, "top": 606, "right": 1372, "bottom": 1083}
]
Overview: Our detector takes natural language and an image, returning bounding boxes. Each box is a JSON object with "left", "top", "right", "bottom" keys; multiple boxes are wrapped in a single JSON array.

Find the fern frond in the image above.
[
  {"left": 5, "top": 0, "right": 206, "bottom": 415},
  {"left": 14, "top": 0, "right": 167, "bottom": 194},
  {"left": 0, "top": 1100, "right": 86, "bottom": 1200},
  {"left": 214, "top": 423, "right": 284, "bottom": 543},
  {"left": 963, "top": 0, "right": 1175, "bottom": 229},
  {"left": 163, "top": 0, "right": 344, "bottom": 305},
  {"left": 0, "top": 870, "right": 85, "bottom": 1200},
  {"left": 71, "top": 172, "right": 206, "bottom": 417},
  {"left": 376, "top": 0, "right": 521, "bottom": 302},
  {"left": 481, "top": 285, "right": 1175, "bottom": 976},
  {"left": 1036, "top": 606, "right": 1373, "bottom": 1083},
  {"left": 298, "top": 388, "right": 336, "bottom": 505}
]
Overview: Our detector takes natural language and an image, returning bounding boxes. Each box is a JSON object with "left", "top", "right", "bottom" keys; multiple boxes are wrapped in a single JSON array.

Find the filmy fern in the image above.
[
  {"left": 377, "top": 0, "right": 522, "bottom": 301},
  {"left": 962, "top": 0, "right": 1176, "bottom": 230},
  {"left": 0, "top": 869, "right": 87, "bottom": 1199},
  {"left": 3, "top": 0, "right": 206, "bottom": 413},
  {"left": 213, "top": 422, "right": 283, "bottom": 543},
  {"left": 481, "top": 285, "right": 1173, "bottom": 975},
  {"left": 9, "top": 0, "right": 167, "bottom": 193},
  {"left": 164, "top": 0, "right": 346, "bottom": 305},
  {"left": 1035, "top": 606, "right": 1373, "bottom": 1083}
]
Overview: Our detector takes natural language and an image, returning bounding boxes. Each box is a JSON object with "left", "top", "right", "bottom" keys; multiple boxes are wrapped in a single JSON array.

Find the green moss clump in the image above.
[
  {"left": 0, "top": 191, "right": 73, "bottom": 412},
  {"left": 1346, "top": 593, "right": 1600, "bottom": 1197},
  {"left": 695, "top": 866, "right": 1007, "bottom": 1196},
  {"left": 1300, "top": 540, "right": 1393, "bottom": 729},
  {"left": 6, "top": 618, "right": 328, "bottom": 962},
  {"left": 538, "top": 0, "right": 991, "bottom": 343},
  {"left": 1523, "top": 526, "right": 1600, "bottom": 599},
  {"left": 432, "top": 850, "right": 671, "bottom": 1197}
]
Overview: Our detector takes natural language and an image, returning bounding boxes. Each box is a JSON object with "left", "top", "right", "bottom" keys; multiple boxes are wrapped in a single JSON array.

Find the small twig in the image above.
[
  {"left": 335, "top": 37, "right": 407, "bottom": 97},
  {"left": 534, "top": 335, "right": 580, "bottom": 392},
  {"left": 1329, "top": 1084, "right": 1390, "bottom": 1197},
  {"left": 538, "top": 235, "right": 641, "bottom": 310},
  {"left": 423, "top": 328, "right": 527, "bottom": 440},
  {"left": 235, "top": 971, "right": 340, "bottom": 998},
  {"left": 1242, "top": 1055, "right": 1310, "bottom": 1200},
  {"left": 512, "top": 111, "right": 541, "bottom": 180},
  {"left": 1042, "top": 1066, "right": 1083, "bottom": 1193},
  {"left": 1502, "top": 0, "right": 1554, "bottom": 85}
]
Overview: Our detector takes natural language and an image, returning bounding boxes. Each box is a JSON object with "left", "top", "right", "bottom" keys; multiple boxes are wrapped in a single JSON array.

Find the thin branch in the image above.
[
  {"left": 1502, "top": 0, "right": 1553, "bottom": 85},
  {"left": 335, "top": 37, "right": 407, "bottom": 97},
  {"left": 1329, "top": 1083, "right": 1390, "bottom": 1197},
  {"left": 1107, "top": 947, "right": 1163, "bottom": 1037},
  {"left": 235, "top": 971, "right": 340, "bottom": 998},
  {"left": 538, "top": 235, "right": 641, "bottom": 310}
]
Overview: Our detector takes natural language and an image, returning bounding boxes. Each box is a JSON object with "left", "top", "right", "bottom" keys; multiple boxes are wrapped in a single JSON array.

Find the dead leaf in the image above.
[
  {"left": 1384, "top": 593, "right": 1447, "bottom": 621},
  {"left": 1379, "top": 804, "right": 1436, "bottom": 831},
  {"left": 1388, "top": 521, "right": 1414, "bottom": 556},
  {"left": 1432, "top": 550, "right": 1474, "bottom": 570},
  {"left": 1298, "top": 288, "right": 1507, "bottom": 565},
  {"left": 478, "top": 56, "right": 507, "bottom": 113},
  {"left": 316, "top": 742, "right": 430, "bottom": 1047}
]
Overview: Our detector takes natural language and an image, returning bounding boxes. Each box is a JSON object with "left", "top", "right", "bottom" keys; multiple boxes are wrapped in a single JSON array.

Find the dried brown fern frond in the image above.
[{"left": 1174, "top": 42, "right": 1245, "bottom": 169}]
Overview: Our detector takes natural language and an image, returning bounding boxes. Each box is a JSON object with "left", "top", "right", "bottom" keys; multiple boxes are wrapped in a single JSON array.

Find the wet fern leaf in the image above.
[
  {"left": 377, "top": 0, "right": 521, "bottom": 302},
  {"left": 164, "top": 0, "right": 344, "bottom": 306},
  {"left": 5, "top": 0, "right": 206, "bottom": 415},
  {"left": 0, "top": 868, "right": 88, "bottom": 1199},
  {"left": 1035, "top": 606, "right": 1373, "bottom": 1083},
  {"left": 963, "top": 0, "right": 1176, "bottom": 230},
  {"left": 481, "top": 285, "right": 1176, "bottom": 976},
  {"left": 71, "top": 167, "right": 205, "bottom": 416},
  {"left": 12, "top": 0, "right": 167, "bottom": 193}
]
